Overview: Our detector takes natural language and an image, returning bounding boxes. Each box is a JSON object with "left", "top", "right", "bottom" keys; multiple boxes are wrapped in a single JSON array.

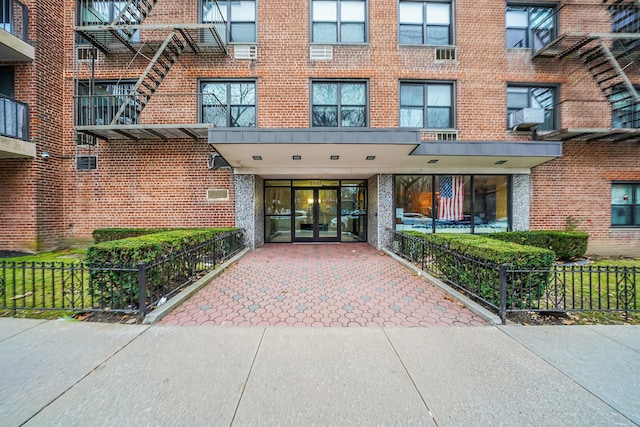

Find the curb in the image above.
[
  {"left": 382, "top": 249, "right": 503, "bottom": 326},
  {"left": 142, "top": 248, "right": 251, "bottom": 325}
]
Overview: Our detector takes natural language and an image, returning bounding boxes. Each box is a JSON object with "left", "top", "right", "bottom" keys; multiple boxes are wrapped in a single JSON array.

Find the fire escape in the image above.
[
  {"left": 73, "top": 0, "right": 228, "bottom": 142},
  {"left": 532, "top": 0, "right": 640, "bottom": 143}
]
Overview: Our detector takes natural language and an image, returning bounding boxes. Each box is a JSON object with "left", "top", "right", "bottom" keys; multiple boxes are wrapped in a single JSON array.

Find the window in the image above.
[
  {"left": 394, "top": 175, "right": 510, "bottom": 234},
  {"left": 400, "top": 82, "right": 454, "bottom": 128},
  {"left": 77, "top": 1, "right": 140, "bottom": 42},
  {"left": 200, "top": 81, "right": 256, "bottom": 127},
  {"left": 611, "top": 86, "right": 640, "bottom": 129},
  {"left": 202, "top": 0, "right": 256, "bottom": 43},
  {"left": 77, "top": 156, "right": 98, "bottom": 170},
  {"left": 611, "top": 183, "right": 640, "bottom": 227},
  {"left": 77, "top": 80, "right": 137, "bottom": 126},
  {"left": 312, "top": 81, "right": 367, "bottom": 127},
  {"left": 506, "top": 5, "right": 555, "bottom": 49},
  {"left": 311, "top": 0, "right": 367, "bottom": 43},
  {"left": 399, "top": 1, "right": 452, "bottom": 46},
  {"left": 507, "top": 85, "right": 556, "bottom": 131}
]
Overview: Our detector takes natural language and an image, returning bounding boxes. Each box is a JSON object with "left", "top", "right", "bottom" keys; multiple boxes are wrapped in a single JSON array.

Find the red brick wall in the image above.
[{"left": 1, "top": 0, "right": 638, "bottom": 254}]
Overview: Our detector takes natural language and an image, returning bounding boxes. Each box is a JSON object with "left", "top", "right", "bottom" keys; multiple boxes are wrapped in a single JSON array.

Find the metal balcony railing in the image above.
[
  {"left": 0, "top": 94, "right": 29, "bottom": 141},
  {"left": 0, "top": 0, "right": 28, "bottom": 41}
]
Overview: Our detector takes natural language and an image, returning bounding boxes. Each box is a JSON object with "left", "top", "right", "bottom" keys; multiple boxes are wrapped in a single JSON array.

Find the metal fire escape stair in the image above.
[
  {"left": 111, "top": 0, "right": 158, "bottom": 40},
  {"left": 110, "top": 31, "right": 185, "bottom": 125}
]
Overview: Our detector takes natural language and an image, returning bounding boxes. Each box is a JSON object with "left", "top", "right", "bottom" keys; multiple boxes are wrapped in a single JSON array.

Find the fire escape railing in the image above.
[{"left": 0, "top": 94, "right": 29, "bottom": 141}]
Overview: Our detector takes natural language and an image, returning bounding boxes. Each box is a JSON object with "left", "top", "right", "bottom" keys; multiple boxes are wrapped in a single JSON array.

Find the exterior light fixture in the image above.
[
  {"left": 41, "top": 151, "right": 50, "bottom": 160},
  {"left": 427, "top": 159, "right": 438, "bottom": 164},
  {"left": 330, "top": 155, "right": 339, "bottom": 160},
  {"left": 365, "top": 155, "right": 375, "bottom": 160},
  {"left": 252, "top": 155, "right": 262, "bottom": 160},
  {"left": 495, "top": 160, "right": 507, "bottom": 165},
  {"left": 293, "top": 155, "right": 302, "bottom": 160}
]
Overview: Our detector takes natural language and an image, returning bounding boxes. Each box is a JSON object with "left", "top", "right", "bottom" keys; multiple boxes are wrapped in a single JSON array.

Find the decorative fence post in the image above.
[
  {"left": 138, "top": 262, "right": 147, "bottom": 321},
  {"left": 499, "top": 264, "right": 508, "bottom": 325}
]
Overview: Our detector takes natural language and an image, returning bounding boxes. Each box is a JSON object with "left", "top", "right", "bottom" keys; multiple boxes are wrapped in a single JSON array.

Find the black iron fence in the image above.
[
  {"left": 0, "top": 230, "right": 245, "bottom": 320},
  {"left": 388, "top": 230, "right": 638, "bottom": 323}
]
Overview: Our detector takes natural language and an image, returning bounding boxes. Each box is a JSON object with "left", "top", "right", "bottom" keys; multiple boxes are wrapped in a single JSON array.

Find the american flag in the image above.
[{"left": 438, "top": 176, "right": 464, "bottom": 221}]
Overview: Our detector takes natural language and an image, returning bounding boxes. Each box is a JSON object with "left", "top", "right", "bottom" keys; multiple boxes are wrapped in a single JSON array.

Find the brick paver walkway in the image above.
[{"left": 160, "top": 243, "right": 487, "bottom": 327}]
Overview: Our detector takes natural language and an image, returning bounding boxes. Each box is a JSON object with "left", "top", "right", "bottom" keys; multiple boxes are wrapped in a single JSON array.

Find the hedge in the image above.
[
  {"left": 86, "top": 228, "right": 236, "bottom": 309},
  {"left": 400, "top": 232, "right": 555, "bottom": 309},
  {"left": 486, "top": 231, "right": 588, "bottom": 261},
  {"left": 92, "top": 228, "right": 174, "bottom": 243}
]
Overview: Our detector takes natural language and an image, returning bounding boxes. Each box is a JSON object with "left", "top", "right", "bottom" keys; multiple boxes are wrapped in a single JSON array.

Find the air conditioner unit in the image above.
[
  {"left": 310, "top": 45, "right": 333, "bottom": 61},
  {"left": 509, "top": 108, "right": 545, "bottom": 130},
  {"left": 234, "top": 45, "right": 258, "bottom": 60}
]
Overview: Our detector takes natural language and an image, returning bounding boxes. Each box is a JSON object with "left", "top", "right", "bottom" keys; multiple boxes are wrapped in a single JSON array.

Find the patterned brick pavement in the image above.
[{"left": 160, "top": 243, "right": 487, "bottom": 327}]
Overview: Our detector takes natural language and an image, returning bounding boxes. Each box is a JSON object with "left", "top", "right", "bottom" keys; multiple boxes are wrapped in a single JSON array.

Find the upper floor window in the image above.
[
  {"left": 506, "top": 5, "right": 555, "bottom": 49},
  {"left": 77, "top": 1, "right": 140, "bottom": 41},
  {"left": 77, "top": 80, "right": 137, "bottom": 126},
  {"left": 202, "top": 0, "right": 256, "bottom": 43},
  {"left": 399, "top": 1, "right": 452, "bottom": 46},
  {"left": 400, "top": 82, "right": 454, "bottom": 128},
  {"left": 611, "top": 182, "right": 640, "bottom": 227},
  {"left": 200, "top": 81, "right": 256, "bottom": 127},
  {"left": 507, "top": 85, "right": 556, "bottom": 131},
  {"left": 312, "top": 81, "right": 367, "bottom": 127},
  {"left": 311, "top": 0, "right": 367, "bottom": 43},
  {"left": 611, "top": 86, "right": 640, "bottom": 129}
]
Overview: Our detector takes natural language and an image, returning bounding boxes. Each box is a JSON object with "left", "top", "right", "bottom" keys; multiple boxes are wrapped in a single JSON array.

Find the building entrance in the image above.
[{"left": 265, "top": 179, "right": 367, "bottom": 243}]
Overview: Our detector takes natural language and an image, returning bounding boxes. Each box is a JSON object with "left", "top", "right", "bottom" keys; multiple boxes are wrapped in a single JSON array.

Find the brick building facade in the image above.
[{"left": 1, "top": 0, "right": 638, "bottom": 255}]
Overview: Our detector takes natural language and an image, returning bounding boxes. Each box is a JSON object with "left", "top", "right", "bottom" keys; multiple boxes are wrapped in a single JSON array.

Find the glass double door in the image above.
[{"left": 293, "top": 188, "right": 339, "bottom": 242}]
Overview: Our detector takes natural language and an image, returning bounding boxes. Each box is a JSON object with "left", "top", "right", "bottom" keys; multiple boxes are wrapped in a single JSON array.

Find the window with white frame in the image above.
[
  {"left": 311, "top": 0, "right": 367, "bottom": 43},
  {"left": 399, "top": 82, "right": 454, "bottom": 128},
  {"left": 202, "top": 0, "right": 256, "bottom": 43},
  {"left": 200, "top": 81, "right": 256, "bottom": 127},
  {"left": 612, "top": 182, "right": 640, "bottom": 227},
  {"left": 312, "top": 81, "right": 367, "bottom": 127},
  {"left": 507, "top": 85, "right": 557, "bottom": 131},
  {"left": 506, "top": 4, "right": 555, "bottom": 49},
  {"left": 399, "top": 0, "right": 453, "bottom": 46}
]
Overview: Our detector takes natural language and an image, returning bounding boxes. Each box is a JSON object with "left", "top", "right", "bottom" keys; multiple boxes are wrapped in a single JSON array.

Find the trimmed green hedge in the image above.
[
  {"left": 92, "top": 228, "right": 173, "bottom": 243},
  {"left": 400, "top": 232, "right": 555, "bottom": 309},
  {"left": 486, "top": 231, "right": 588, "bottom": 261},
  {"left": 86, "top": 228, "right": 236, "bottom": 309}
]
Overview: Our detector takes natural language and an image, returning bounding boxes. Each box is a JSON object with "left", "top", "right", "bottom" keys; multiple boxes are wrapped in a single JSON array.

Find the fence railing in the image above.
[
  {"left": 0, "top": 94, "right": 30, "bottom": 141},
  {"left": 0, "top": 229, "right": 245, "bottom": 320},
  {"left": 388, "top": 230, "right": 638, "bottom": 323},
  {"left": 1, "top": 0, "right": 28, "bottom": 41}
]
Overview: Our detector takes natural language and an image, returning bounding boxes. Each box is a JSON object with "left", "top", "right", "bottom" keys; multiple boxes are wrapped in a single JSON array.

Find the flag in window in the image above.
[{"left": 438, "top": 175, "right": 464, "bottom": 221}]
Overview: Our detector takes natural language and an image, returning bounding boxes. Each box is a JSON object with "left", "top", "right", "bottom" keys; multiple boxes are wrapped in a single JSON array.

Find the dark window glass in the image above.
[
  {"left": 506, "top": 5, "right": 555, "bottom": 49},
  {"left": 612, "top": 183, "right": 640, "bottom": 226},
  {"left": 202, "top": 0, "right": 256, "bottom": 43},
  {"left": 400, "top": 82, "right": 453, "bottom": 129},
  {"left": 312, "top": 82, "right": 367, "bottom": 127},
  {"left": 77, "top": 81, "right": 137, "bottom": 126},
  {"left": 201, "top": 81, "right": 256, "bottom": 127}
]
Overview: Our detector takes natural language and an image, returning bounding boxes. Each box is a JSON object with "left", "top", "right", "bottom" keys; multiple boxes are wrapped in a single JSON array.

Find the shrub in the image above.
[
  {"left": 408, "top": 233, "right": 555, "bottom": 309},
  {"left": 86, "top": 228, "right": 236, "bottom": 309},
  {"left": 92, "top": 228, "right": 173, "bottom": 243},
  {"left": 486, "top": 231, "right": 588, "bottom": 261}
]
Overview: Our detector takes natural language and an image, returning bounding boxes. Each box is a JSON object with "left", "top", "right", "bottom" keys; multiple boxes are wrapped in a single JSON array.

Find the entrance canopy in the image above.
[{"left": 208, "top": 128, "right": 563, "bottom": 178}]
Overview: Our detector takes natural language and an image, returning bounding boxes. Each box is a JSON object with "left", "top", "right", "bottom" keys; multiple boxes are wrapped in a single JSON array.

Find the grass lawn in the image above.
[{"left": 1, "top": 249, "right": 86, "bottom": 263}]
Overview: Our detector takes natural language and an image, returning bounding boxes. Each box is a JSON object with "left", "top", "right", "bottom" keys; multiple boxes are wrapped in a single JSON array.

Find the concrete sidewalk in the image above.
[{"left": 1, "top": 318, "right": 639, "bottom": 426}]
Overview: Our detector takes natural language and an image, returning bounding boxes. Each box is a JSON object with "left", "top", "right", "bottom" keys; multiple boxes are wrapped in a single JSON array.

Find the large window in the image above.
[
  {"left": 400, "top": 82, "right": 454, "bottom": 128},
  {"left": 77, "top": 80, "right": 137, "bottom": 126},
  {"left": 77, "top": 1, "right": 140, "bottom": 41},
  {"left": 200, "top": 81, "right": 256, "bottom": 127},
  {"left": 394, "top": 175, "right": 510, "bottom": 234},
  {"left": 506, "top": 5, "right": 555, "bottom": 49},
  {"left": 311, "top": 0, "right": 367, "bottom": 43},
  {"left": 612, "top": 183, "right": 640, "bottom": 227},
  {"left": 312, "top": 81, "right": 367, "bottom": 127},
  {"left": 202, "top": 0, "right": 256, "bottom": 43},
  {"left": 611, "top": 86, "right": 640, "bottom": 129},
  {"left": 399, "top": 1, "right": 452, "bottom": 46},
  {"left": 507, "top": 85, "right": 556, "bottom": 131}
]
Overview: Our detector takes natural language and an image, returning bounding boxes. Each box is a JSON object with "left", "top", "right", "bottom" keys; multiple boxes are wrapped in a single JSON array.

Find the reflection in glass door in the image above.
[{"left": 293, "top": 188, "right": 339, "bottom": 241}]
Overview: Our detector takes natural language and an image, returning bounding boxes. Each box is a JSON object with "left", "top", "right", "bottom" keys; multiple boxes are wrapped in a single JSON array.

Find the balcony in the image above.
[
  {"left": 0, "top": 0, "right": 34, "bottom": 61},
  {"left": 0, "top": 94, "right": 33, "bottom": 158}
]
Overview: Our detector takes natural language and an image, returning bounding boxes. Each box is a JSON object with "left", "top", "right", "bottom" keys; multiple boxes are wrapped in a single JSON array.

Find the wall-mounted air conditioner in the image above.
[
  {"left": 509, "top": 108, "right": 545, "bottom": 130},
  {"left": 234, "top": 45, "right": 258, "bottom": 60},
  {"left": 310, "top": 45, "right": 333, "bottom": 61}
]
